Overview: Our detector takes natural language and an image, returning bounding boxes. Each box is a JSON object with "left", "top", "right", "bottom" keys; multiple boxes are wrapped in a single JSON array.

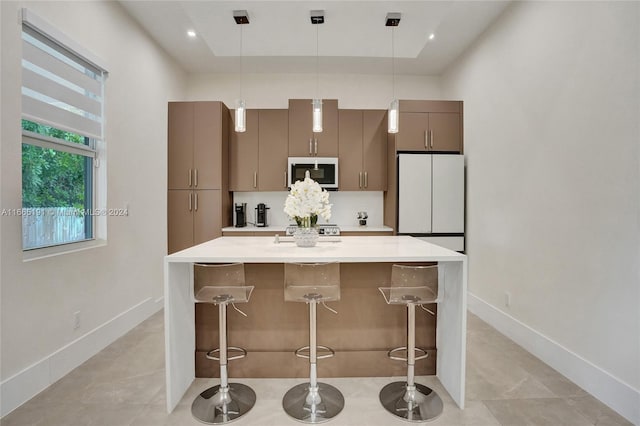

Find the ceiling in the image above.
[{"left": 119, "top": 1, "right": 511, "bottom": 75}]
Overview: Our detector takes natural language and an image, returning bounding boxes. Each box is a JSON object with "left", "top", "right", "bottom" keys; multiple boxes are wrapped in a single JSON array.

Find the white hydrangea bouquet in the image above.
[{"left": 284, "top": 171, "right": 332, "bottom": 228}]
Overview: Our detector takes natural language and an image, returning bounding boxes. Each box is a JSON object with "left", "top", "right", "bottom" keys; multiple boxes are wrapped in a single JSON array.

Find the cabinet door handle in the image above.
[
  {"left": 309, "top": 138, "right": 313, "bottom": 155},
  {"left": 424, "top": 131, "right": 428, "bottom": 149},
  {"left": 284, "top": 171, "right": 288, "bottom": 188},
  {"left": 430, "top": 130, "right": 434, "bottom": 149},
  {"left": 364, "top": 171, "right": 368, "bottom": 188},
  {"left": 194, "top": 169, "right": 198, "bottom": 187},
  {"left": 253, "top": 171, "right": 257, "bottom": 188},
  {"left": 194, "top": 192, "right": 198, "bottom": 211},
  {"left": 188, "top": 192, "right": 192, "bottom": 211},
  {"left": 314, "top": 139, "right": 318, "bottom": 155},
  {"left": 188, "top": 169, "right": 192, "bottom": 187},
  {"left": 359, "top": 172, "right": 362, "bottom": 188}
]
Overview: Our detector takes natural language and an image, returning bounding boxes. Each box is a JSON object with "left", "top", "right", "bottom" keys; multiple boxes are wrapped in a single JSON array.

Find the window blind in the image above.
[{"left": 21, "top": 16, "right": 106, "bottom": 141}]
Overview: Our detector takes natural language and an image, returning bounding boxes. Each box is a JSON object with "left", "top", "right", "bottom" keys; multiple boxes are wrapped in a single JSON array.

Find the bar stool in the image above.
[
  {"left": 378, "top": 264, "right": 444, "bottom": 422},
  {"left": 191, "top": 263, "right": 256, "bottom": 424},
  {"left": 282, "top": 262, "right": 344, "bottom": 424}
]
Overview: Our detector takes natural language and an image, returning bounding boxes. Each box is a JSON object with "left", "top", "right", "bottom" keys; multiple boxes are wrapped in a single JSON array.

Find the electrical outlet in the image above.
[
  {"left": 73, "top": 311, "right": 81, "bottom": 330},
  {"left": 504, "top": 292, "right": 511, "bottom": 308}
]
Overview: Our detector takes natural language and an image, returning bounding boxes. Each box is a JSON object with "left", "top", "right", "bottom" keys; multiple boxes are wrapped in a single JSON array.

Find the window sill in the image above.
[{"left": 23, "top": 238, "right": 107, "bottom": 262}]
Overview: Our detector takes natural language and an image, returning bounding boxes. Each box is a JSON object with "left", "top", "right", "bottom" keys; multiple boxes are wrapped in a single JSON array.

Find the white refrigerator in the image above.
[{"left": 397, "top": 153, "right": 465, "bottom": 251}]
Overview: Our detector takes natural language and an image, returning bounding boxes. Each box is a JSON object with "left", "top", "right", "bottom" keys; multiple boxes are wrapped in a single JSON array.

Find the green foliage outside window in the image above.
[{"left": 22, "top": 120, "right": 89, "bottom": 209}]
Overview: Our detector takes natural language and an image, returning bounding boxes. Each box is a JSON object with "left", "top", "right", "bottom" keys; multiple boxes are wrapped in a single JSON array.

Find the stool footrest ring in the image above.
[
  {"left": 294, "top": 345, "right": 335, "bottom": 360},
  {"left": 387, "top": 346, "right": 429, "bottom": 362},
  {"left": 206, "top": 346, "right": 247, "bottom": 361}
]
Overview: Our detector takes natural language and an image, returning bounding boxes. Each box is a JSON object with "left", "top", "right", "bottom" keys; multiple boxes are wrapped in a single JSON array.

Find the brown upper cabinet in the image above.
[
  {"left": 395, "top": 101, "right": 463, "bottom": 153},
  {"left": 168, "top": 102, "right": 226, "bottom": 190},
  {"left": 259, "top": 110, "right": 289, "bottom": 190},
  {"left": 229, "top": 109, "right": 259, "bottom": 191},
  {"left": 230, "top": 109, "right": 288, "bottom": 191},
  {"left": 288, "top": 99, "right": 338, "bottom": 157},
  {"left": 338, "top": 109, "right": 387, "bottom": 191}
]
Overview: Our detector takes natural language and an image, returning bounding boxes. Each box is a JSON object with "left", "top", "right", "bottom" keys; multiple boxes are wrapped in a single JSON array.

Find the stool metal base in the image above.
[
  {"left": 282, "top": 382, "right": 345, "bottom": 424},
  {"left": 191, "top": 383, "right": 256, "bottom": 424},
  {"left": 379, "top": 381, "right": 443, "bottom": 422}
]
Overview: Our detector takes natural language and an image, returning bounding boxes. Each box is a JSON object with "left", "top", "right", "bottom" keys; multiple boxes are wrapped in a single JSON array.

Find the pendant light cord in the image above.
[
  {"left": 316, "top": 23, "right": 319, "bottom": 98},
  {"left": 240, "top": 24, "right": 243, "bottom": 100},
  {"left": 392, "top": 26, "right": 395, "bottom": 100}
]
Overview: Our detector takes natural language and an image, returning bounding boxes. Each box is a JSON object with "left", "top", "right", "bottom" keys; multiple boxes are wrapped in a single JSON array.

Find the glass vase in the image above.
[{"left": 293, "top": 227, "right": 319, "bottom": 248}]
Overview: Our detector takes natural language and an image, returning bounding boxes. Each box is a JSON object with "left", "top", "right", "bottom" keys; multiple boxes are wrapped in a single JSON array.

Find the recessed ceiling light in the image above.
[
  {"left": 429, "top": 33, "right": 435, "bottom": 40},
  {"left": 187, "top": 30, "right": 196, "bottom": 38}
]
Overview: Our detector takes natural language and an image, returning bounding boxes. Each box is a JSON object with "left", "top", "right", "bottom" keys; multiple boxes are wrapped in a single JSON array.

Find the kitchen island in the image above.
[{"left": 164, "top": 236, "right": 467, "bottom": 412}]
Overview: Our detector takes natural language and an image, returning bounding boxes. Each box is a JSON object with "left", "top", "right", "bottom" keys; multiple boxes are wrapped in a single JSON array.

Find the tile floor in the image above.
[{"left": 1, "top": 311, "right": 631, "bottom": 426}]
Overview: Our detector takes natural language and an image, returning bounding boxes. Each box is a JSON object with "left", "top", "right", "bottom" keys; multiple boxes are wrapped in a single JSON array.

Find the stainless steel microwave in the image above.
[{"left": 287, "top": 157, "right": 339, "bottom": 189}]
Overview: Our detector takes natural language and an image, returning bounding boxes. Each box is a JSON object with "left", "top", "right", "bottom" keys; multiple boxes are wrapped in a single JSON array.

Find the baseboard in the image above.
[
  {"left": 0, "top": 297, "right": 163, "bottom": 418},
  {"left": 467, "top": 292, "right": 640, "bottom": 425}
]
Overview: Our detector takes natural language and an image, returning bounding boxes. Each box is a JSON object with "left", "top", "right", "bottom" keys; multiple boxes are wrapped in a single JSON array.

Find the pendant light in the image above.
[
  {"left": 233, "top": 10, "right": 249, "bottom": 133},
  {"left": 386, "top": 13, "right": 401, "bottom": 134},
  {"left": 311, "top": 10, "right": 324, "bottom": 133}
]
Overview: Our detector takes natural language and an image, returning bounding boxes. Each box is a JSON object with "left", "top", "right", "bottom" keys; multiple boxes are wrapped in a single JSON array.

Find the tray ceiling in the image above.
[{"left": 119, "top": 1, "right": 511, "bottom": 75}]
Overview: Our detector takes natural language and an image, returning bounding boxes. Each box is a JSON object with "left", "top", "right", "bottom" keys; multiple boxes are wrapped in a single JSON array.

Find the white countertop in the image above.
[
  {"left": 166, "top": 235, "right": 465, "bottom": 263},
  {"left": 221, "top": 225, "right": 394, "bottom": 233}
]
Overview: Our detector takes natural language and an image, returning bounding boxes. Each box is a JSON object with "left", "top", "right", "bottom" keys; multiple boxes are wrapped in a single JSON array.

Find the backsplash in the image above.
[{"left": 232, "top": 191, "right": 384, "bottom": 227}]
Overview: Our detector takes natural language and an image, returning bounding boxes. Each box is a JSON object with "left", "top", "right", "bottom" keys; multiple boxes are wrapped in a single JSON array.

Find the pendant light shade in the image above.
[
  {"left": 312, "top": 99, "right": 323, "bottom": 133},
  {"left": 235, "top": 99, "right": 246, "bottom": 133},
  {"left": 388, "top": 99, "right": 399, "bottom": 134}
]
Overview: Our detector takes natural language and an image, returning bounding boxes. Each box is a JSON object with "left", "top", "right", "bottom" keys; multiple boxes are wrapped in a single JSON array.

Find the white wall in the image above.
[
  {"left": 187, "top": 73, "right": 442, "bottom": 109},
  {"left": 0, "top": 1, "right": 186, "bottom": 415},
  {"left": 442, "top": 1, "right": 639, "bottom": 422}
]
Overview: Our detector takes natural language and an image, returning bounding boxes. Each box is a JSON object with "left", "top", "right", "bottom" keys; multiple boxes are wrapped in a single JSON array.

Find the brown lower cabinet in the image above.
[
  {"left": 168, "top": 190, "right": 231, "bottom": 254},
  {"left": 195, "top": 263, "right": 436, "bottom": 378},
  {"left": 340, "top": 231, "right": 393, "bottom": 236},
  {"left": 222, "top": 231, "right": 283, "bottom": 237}
]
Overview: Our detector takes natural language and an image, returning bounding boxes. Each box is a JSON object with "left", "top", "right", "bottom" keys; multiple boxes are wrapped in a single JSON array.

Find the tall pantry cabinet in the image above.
[{"left": 167, "top": 101, "right": 231, "bottom": 254}]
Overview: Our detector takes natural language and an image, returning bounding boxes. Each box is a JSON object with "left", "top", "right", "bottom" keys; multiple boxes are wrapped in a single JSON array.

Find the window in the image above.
[{"left": 21, "top": 10, "right": 107, "bottom": 250}]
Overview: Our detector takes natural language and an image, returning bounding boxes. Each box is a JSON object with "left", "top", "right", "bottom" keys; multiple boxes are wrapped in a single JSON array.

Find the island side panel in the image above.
[
  {"left": 164, "top": 261, "right": 195, "bottom": 413},
  {"left": 194, "top": 262, "right": 437, "bottom": 378},
  {"left": 436, "top": 260, "right": 467, "bottom": 409}
]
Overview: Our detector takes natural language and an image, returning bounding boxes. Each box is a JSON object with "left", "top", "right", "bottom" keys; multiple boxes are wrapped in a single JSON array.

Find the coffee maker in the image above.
[
  {"left": 255, "top": 203, "right": 269, "bottom": 227},
  {"left": 234, "top": 203, "right": 247, "bottom": 227},
  {"left": 357, "top": 211, "right": 368, "bottom": 226}
]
